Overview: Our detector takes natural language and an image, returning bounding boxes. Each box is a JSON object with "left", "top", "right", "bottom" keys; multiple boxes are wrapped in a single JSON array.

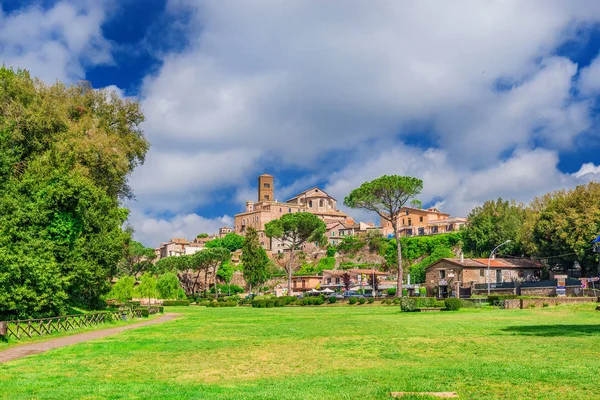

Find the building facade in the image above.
[
  {"left": 234, "top": 174, "right": 354, "bottom": 251},
  {"left": 424, "top": 257, "right": 542, "bottom": 298},
  {"left": 381, "top": 207, "right": 466, "bottom": 237}
]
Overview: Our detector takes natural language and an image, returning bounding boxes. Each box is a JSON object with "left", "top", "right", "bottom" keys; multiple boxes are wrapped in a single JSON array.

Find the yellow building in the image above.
[{"left": 381, "top": 207, "right": 465, "bottom": 237}]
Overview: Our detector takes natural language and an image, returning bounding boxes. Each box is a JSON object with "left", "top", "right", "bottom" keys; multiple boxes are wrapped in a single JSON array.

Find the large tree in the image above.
[
  {"left": 118, "top": 238, "right": 157, "bottom": 277},
  {"left": 344, "top": 175, "right": 423, "bottom": 297},
  {"left": 462, "top": 198, "right": 525, "bottom": 257},
  {"left": 241, "top": 227, "right": 270, "bottom": 294},
  {"left": 0, "top": 67, "right": 148, "bottom": 319},
  {"left": 205, "top": 233, "right": 244, "bottom": 252},
  {"left": 265, "top": 213, "right": 326, "bottom": 295},
  {"left": 521, "top": 183, "right": 600, "bottom": 276}
]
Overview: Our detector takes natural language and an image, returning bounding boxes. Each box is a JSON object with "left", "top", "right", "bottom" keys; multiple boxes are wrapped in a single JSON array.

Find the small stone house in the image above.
[{"left": 425, "top": 257, "right": 542, "bottom": 298}]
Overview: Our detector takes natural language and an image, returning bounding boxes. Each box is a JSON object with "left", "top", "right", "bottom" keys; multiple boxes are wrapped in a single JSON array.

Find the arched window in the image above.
[
  {"left": 319, "top": 199, "right": 324, "bottom": 207},
  {"left": 309, "top": 200, "right": 313, "bottom": 207}
]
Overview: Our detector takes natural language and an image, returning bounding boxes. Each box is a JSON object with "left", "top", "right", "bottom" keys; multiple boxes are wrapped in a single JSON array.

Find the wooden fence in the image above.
[{"left": 0, "top": 308, "right": 158, "bottom": 340}]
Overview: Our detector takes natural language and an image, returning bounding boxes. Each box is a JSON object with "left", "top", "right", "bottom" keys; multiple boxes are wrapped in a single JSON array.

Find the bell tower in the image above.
[{"left": 258, "top": 174, "right": 274, "bottom": 202}]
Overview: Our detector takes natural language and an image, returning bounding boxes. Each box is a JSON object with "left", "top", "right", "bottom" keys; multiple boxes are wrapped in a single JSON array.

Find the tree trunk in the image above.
[
  {"left": 395, "top": 222, "right": 403, "bottom": 298},
  {"left": 204, "top": 268, "right": 209, "bottom": 298},
  {"left": 287, "top": 246, "right": 295, "bottom": 296},
  {"left": 213, "top": 264, "right": 219, "bottom": 298}
]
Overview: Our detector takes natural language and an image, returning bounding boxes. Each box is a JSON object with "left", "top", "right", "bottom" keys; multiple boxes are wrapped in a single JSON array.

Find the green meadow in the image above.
[{"left": 1, "top": 304, "right": 599, "bottom": 399}]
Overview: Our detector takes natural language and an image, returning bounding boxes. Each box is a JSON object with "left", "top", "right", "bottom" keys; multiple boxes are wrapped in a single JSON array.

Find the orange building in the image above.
[{"left": 381, "top": 207, "right": 465, "bottom": 238}]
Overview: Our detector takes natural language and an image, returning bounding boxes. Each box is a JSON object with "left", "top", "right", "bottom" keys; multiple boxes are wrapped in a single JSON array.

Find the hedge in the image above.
[
  {"left": 162, "top": 300, "right": 190, "bottom": 306},
  {"left": 444, "top": 298, "right": 462, "bottom": 311}
]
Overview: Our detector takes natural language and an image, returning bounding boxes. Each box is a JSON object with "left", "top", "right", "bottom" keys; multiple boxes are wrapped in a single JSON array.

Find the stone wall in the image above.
[
  {"left": 519, "top": 286, "right": 555, "bottom": 296},
  {"left": 503, "top": 299, "right": 521, "bottom": 309},
  {"left": 520, "top": 297, "right": 597, "bottom": 308}
]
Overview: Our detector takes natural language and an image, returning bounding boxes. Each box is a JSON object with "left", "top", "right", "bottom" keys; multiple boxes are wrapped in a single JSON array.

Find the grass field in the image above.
[{"left": 1, "top": 304, "right": 599, "bottom": 399}]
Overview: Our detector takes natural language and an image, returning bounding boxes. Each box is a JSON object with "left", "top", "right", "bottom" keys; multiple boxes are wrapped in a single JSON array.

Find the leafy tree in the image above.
[
  {"left": 118, "top": 238, "right": 156, "bottom": 277},
  {"left": 344, "top": 175, "right": 423, "bottom": 297},
  {"left": 241, "top": 227, "right": 270, "bottom": 294},
  {"left": 216, "top": 260, "right": 239, "bottom": 295},
  {"left": 521, "top": 183, "right": 600, "bottom": 276},
  {"left": 0, "top": 67, "right": 148, "bottom": 318},
  {"left": 206, "top": 233, "right": 244, "bottom": 252},
  {"left": 157, "top": 273, "right": 181, "bottom": 299},
  {"left": 265, "top": 213, "right": 326, "bottom": 295},
  {"left": 108, "top": 276, "right": 136, "bottom": 302},
  {"left": 462, "top": 198, "right": 525, "bottom": 257},
  {"left": 137, "top": 273, "right": 158, "bottom": 306},
  {"left": 196, "top": 233, "right": 209, "bottom": 238},
  {"left": 342, "top": 272, "right": 352, "bottom": 292}
]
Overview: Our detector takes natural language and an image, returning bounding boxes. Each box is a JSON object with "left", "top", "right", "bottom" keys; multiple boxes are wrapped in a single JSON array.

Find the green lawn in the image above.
[{"left": 1, "top": 304, "right": 599, "bottom": 399}]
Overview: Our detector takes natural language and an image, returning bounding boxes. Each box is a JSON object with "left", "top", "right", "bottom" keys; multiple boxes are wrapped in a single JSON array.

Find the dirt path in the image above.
[{"left": 0, "top": 313, "right": 178, "bottom": 364}]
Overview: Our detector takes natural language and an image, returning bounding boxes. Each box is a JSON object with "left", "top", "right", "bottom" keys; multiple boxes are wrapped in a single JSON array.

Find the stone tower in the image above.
[{"left": 258, "top": 174, "right": 274, "bottom": 202}]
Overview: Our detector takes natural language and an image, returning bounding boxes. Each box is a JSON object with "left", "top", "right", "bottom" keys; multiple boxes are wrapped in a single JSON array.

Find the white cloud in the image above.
[
  {"left": 0, "top": 1, "right": 112, "bottom": 82},
  {"left": 127, "top": 208, "right": 232, "bottom": 247}
]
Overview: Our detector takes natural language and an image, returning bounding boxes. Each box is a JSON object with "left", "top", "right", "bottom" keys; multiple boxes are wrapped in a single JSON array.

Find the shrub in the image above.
[
  {"left": 488, "top": 295, "right": 518, "bottom": 304},
  {"left": 208, "top": 301, "right": 220, "bottom": 308},
  {"left": 400, "top": 297, "right": 417, "bottom": 312},
  {"left": 434, "top": 300, "right": 445, "bottom": 308},
  {"left": 367, "top": 297, "right": 375, "bottom": 304},
  {"left": 358, "top": 298, "right": 366, "bottom": 305},
  {"left": 162, "top": 300, "right": 190, "bottom": 306},
  {"left": 348, "top": 297, "right": 357, "bottom": 305},
  {"left": 419, "top": 287, "right": 427, "bottom": 296},
  {"left": 326, "top": 246, "right": 336, "bottom": 257},
  {"left": 393, "top": 298, "right": 401, "bottom": 305},
  {"left": 387, "top": 288, "right": 397, "bottom": 296},
  {"left": 158, "top": 306, "right": 164, "bottom": 313},
  {"left": 328, "top": 296, "right": 337, "bottom": 304},
  {"left": 542, "top": 303, "right": 549, "bottom": 307},
  {"left": 415, "top": 297, "right": 436, "bottom": 308},
  {"left": 135, "top": 308, "right": 150, "bottom": 317},
  {"left": 444, "top": 298, "right": 462, "bottom": 311},
  {"left": 402, "top": 289, "right": 408, "bottom": 297}
]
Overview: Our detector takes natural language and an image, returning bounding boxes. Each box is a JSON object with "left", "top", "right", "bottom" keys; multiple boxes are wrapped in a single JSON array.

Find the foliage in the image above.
[
  {"left": 342, "top": 273, "right": 352, "bottom": 292},
  {"left": 162, "top": 300, "right": 190, "bottom": 306},
  {"left": 337, "top": 236, "right": 366, "bottom": 254},
  {"left": 241, "top": 227, "right": 270, "bottom": 292},
  {"left": 328, "top": 296, "right": 337, "bottom": 304},
  {"left": 108, "top": 276, "right": 136, "bottom": 302},
  {"left": 196, "top": 233, "right": 209, "bottom": 238},
  {"left": 157, "top": 273, "right": 182, "bottom": 299},
  {"left": 400, "top": 297, "right": 417, "bottom": 312},
  {"left": 318, "top": 256, "right": 336, "bottom": 271},
  {"left": 462, "top": 198, "right": 525, "bottom": 257},
  {"left": 209, "top": 284, "right": 244, "bottom": 295},
  {"left": 216, "top": 260, "right": 238, "bottom": 286},
  {"left": 205, "top": 233, "right": 244, "bottom": 252},
  {"left": 367, "top": 297, "right": 375, "bottom": 304},
  {"left": 136, "top": 273, "right": 158, "bottom": 301},
  {"left": 344, "top": 175, "right": 423, "bottom": 297},
  {"left": 386, "top": 288, "right": 397, "bottom": 296},
  {"left": 520, "top": 183, "right": 600, "bottom": 276},
  {"left": 265, "top": 213, "right": 326, "bottom": 294},
  {"left": 444, "top": 298, "right": 462, "bottom": 311},
  {"left": 0, "top": 67, "right": 148, "bottom": 319},
  {"left": 326, "top": 246, "right": 336, "bottom": 257},
  {"left": 358, "top": 298, "right": 366, "bottom": 305},
  {"left": 118, "top": 239, "right": 156, "bottom": 277},
  {"left": 348, "top": 297, "right": 357, "bottom": 305}
]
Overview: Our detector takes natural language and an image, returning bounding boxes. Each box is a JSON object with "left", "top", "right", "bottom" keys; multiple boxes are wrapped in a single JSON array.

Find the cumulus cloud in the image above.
[
  {"left": 0, "top": 1, "right": 112, "bottom": 82},
  {"left": 127, "top": 208, "right": 233, "bottom": 247}
]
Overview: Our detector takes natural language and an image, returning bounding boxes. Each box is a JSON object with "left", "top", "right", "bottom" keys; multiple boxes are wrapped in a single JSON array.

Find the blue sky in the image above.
[{"left": 2, "top": 0, "right": 600, "bottom": 247}]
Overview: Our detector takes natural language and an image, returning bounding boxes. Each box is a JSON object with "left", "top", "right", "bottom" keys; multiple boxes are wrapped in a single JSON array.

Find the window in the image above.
[
  {"left": 264, "top": 195, "right": 270, "bottom": 200},
  {"left": 335, "top": 278, "right": 340, "bottom": 284},
  {"left": 408, "top": 218, "right": 412, "bottom": 226},
  {"left": 402, "top": 218, "right": 405, "bottom": 225},
  {"left": 480, "top": 269, "right": 484, "bottom": 277},
  {"left": 439, "top": 270, "right": 446, "bottom": 279},
  {"left": 496, "top": 270, "right": 502, "bottom": 283},
  {"left": 309, "top": 200, "right": 313, "bottom": 207},
  {"left": 419, "top": 216, "right": 423, "bottom": 222},
  {"left": 319, "top": 199, "right": 324, "bottom": 207},
  {"left": 288, "top": 208, "right": 292, "bottom": 213},
  {"left": 406, "top": 210, "right": 409, "bottom": 215},
  {"left": 264, "top": 183, "right": 270, "bottom": 188},
  {"left": 331, "top": 232, "right": 335, "bottom": 236}
]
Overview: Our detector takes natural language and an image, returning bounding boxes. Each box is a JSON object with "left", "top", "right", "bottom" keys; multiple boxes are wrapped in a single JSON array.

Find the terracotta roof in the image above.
[
  {"left": 171, "top": 238, "right": 190, "bottom": 245},
  {"left": 286, "top": 187, "right": 336, "bottom": 202},
  {"left": 425, "top": 258, "right": 542, "bottom": 270}
]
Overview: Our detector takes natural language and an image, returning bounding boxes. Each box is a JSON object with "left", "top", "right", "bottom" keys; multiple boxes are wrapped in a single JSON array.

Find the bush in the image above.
[
  {"left": 135, "top": 308, "right": 150, "bottom": 317},
  {"left": 367, "top": 297, "right": 375, "bottom": 304},
  {"left": 414, "top": 297, "right": 436, "bottom": 308},
  {"left": 162, "top": 300, "right": 190, "bottom": 306},
  {"left": 419, "top": 287, "right": 427, "bottom": 296},
  {"left": 326, "top": 246, "right": 336, "bottom": 257},
  {"left": 400, "top": 297, "right": 417, "bottom": 312},
  {"left": 328, "top": 296, "right": 337, "bottom": 304},
  {"left": 387, "top": 288, "right": 397, "bottom": 296},
  {"left": 348, "top": 297, "right": 357, "bottom": 305},
  {"left": 158, "top": 306, "right": 164, "bottom": 313},
  {"left": 444, "top": 298, "right": 462, "bottom": 311},
  {"left": 393, "top": 298, "right": 401, "bottom": 305},
  {"left": 542, "top": 303, "right": 549, "bottom": 307},
  {"left": 488, "top": 295, "right": 518, "bottom": 304},
  {"left": 358, "top": 298, "right": 366, "bottom": 305}
]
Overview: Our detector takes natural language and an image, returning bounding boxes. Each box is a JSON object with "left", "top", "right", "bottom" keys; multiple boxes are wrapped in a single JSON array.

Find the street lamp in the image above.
[{"left": 488, "top": 240, "right": 511, "bottom": 296}]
